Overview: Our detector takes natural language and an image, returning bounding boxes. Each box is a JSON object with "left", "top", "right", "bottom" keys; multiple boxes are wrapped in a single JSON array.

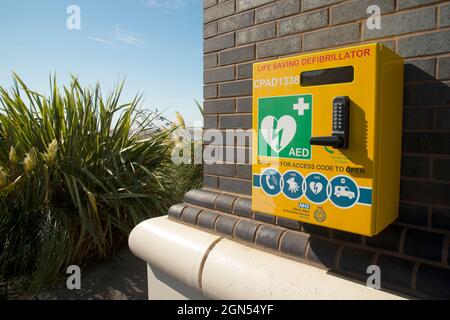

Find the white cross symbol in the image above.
[{"left": 293, "top": 98, "right": 310, "bottom": 116}]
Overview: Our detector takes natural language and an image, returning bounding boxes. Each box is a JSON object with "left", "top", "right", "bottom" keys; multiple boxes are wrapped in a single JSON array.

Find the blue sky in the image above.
[{"left": 0, "top": 0, "right": 203, "bottom": 124}]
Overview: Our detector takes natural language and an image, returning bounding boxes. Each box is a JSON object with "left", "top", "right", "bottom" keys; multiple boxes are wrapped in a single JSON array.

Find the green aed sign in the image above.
[{"left": 257, "top": 94, "right": 312, "bottom": 160}]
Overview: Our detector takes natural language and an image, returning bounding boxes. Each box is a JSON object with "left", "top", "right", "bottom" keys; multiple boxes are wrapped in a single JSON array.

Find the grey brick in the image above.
[
  {"left": 404, "top": 59, "right": 436, "bottom": 83},
  {"left": 204, "top": 114, "right": 217, "bottom": 129},
  {"left": 237, "top": 0, "right": 275, "bottom": 12},
  {"left": 236, "top": 164, "right": 252, "bottom": 180},
  {"left": 256, "top": 0, "right": 300, "bottom": 23},
  {"left": 257, "top": 36, "right": 301, "bottom": 58},
  {"left": 403, "top": 108, "right": 434, "bottom": 130},
  {"left": 280, "top": 231, "right": 309, "bottom": 258},
  {"left": 302, "top": 223, "right": 330, "bottom": 237},
  {"left": 303, "top": 0, "right": 343, "bottom": 11},
  {"left": 204, "top": 174, "right": 218, "bottom": 188},
  {"left": 398, "top": 202, "right": 429, "bottom": 227},
  {"left": 198, "top": 210, "right": 220, "bottom": 229},
  {"left": 204, "top": 163, "right": 235, "bottom": 176},
  {"left": 219, "top": 79, "right": 252, "bottom": 97},
  {"left": 279, "top": 9, "right": 328, "bottom": 36},
  {"left": 403, "top": 229, "right": 444, "bottom": 261},
  {"left": 378, "top": 40, "right": 395, "bottom": 51},
  {"left": 377, "top": 255, "right": 414, "bottom": 289},
  {"left": 332, "top": 230, "right": 362, "bottom": 243},
  {"left": 436, "top": 107, "right": 450, "bottom": 130},
  {"left": 235, "top": 219, "right": 261, "bottom": 242},
  {"left": 219, "top": 177, "right": 252, "bottom": 195},
  {"left": 215, "top": 193, "right": 237, "bottom": 212},
  {"left": 330, "top": 0, "right": 395, "bottom": 25},
  {"left": 204, "top": 66, "right": 235, "bottom": 83},
  {"left": 181, "top": 206, "right": 202, "bottom": 224},
  {"left": 204, "top": 33, "right": 235, "bottom": 53},
  {"left": 215, "top": 214, "right": 239, "bottom": 235},
  {"left": 398, "top": 30, "right": 450, "bottom": 58},
  {"left": 398, "top": 0, "right": 442, "bottom": 10},
  {"left": 237, "top": 96, "right": 252, "bottom": 112},
  {"left": 218, "top": 11, "right": 254, "bottom": 34},
  {"left": 404, "top": 81, "right": 450, "bottom": 106},
  {"left": 204, "top": 85, "right": 217, "bottom": 99},
  {"left": 183, "top": 189, "right": 219, "bottom": 209},
  {"left": 204, "top": 0, "right": 217, "bottom": 9},
  {"left": 204, "top": 0, "right": 235, "bottom": 23},
  {"left": 433, "top": 159, "right": 450, "bottom": 181},
  {"left": 400, "top": 179, "right": 450, "bottom": 206},
  {"left": 338, "top": 246, "right": 374, "bottom": 275},
  {"left": 277, "top": 217, "right": 301, "bottom": 230},
  {"left": 168, "top": 203, "right": 186, "bottom": 219},
  {"left": 233, "top": 197, "right": 253, "bottom": 217},
  {"left": 432, "top": 207, "right": 450, "bottom": 231},
  {"left": 219, "top": 114, "right": 252, "bottom": 129},
  {"left": 365, "top": 225, "right": 403, "bottom": 252},
  {"left": 254, "top": 211, "right": 276, "bottom": 224},
  {"left": 363, "top": 7, "right": 436, "bottom": 40},
  {"left": 219, "top": 45, "right": 255, "bottom": 65},
  {"left": 438, "top": 56, "right": 450, "bottom": 80},
  {"left": 255, "top": 225, "right": 284, "bottom": 250},
  {"left": 416, "top": 264, "right": 450, "bottom": 299},
  {"left": 401, "top": 155, "right": 430, "bottom": 178},
  {"left": 440, "top": 3, "right": 450, "bottom": 27},
  {"left": 204, "top": 53, "right": 217, "bottom": 68},
  {"left": 303, "top": 23, "right": 360, "bottom": 51},
  {"left": 237, "top": 62, "right": 253, "bottom": 79},
  {"left": 204, "top": 21, "right": 218, "bottom": 39},
  {"left": 237, "top": 22, "right": 276, "bottom": 45},
  {"left": 204, "top": 98, "right": 235, "bottom": 114}
]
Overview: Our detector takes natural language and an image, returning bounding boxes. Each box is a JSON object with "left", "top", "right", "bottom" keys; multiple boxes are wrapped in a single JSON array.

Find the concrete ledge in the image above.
[
  {"left": 129, "top": 216, "right": 221, "bottom": 293},
  {"left": 129, "top": 216, "right": 406, "bottom": 300}
]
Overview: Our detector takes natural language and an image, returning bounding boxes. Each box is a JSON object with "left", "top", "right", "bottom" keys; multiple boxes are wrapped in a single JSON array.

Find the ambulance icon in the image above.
[{"left": 334, "top": 186, "right": 356, "bottom": 200}]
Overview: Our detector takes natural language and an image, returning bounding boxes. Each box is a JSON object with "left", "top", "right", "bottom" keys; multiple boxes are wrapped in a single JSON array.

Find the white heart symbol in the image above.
[
  {"left": 260, "top": 115, "right": 297, "bottom": 153},
  {"left": 309, "top": 182, "right": 323, "bottom": 195}
]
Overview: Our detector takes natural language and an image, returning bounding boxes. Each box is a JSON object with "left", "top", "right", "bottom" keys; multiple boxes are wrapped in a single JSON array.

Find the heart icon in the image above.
[
  {"left": 260, "top": 115, "right": 296, "bottom": 153},
  {"left": 309, "top": 182, "right": 323, "bottom": 195}
]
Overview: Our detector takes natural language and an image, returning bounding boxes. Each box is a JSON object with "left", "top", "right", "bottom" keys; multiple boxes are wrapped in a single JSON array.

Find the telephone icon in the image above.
[{"left": 266, "top": 175, "right": 277, "bottom": 190}]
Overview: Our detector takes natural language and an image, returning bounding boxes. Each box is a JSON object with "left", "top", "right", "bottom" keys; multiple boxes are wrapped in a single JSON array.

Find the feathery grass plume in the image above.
[
  {"left": 44, "top": 139, "right": 58, "bottom": 166},
  {"left": 175, "top": 111, "right": 186, "bottom": 128},
  {"left": 23, "top": 148, "right": 37, "bottom": 173},
  {"left": 0, "top": 168, "right": 6, "bottom": 188},
  {"left": 9, "top": 147, "right": 18, "bottom": 165}
]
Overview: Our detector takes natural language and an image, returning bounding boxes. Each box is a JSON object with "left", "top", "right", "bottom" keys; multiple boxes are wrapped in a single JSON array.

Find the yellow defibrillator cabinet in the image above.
[{"left": 252, "top": 43, "right": 404, "bottom": 236}]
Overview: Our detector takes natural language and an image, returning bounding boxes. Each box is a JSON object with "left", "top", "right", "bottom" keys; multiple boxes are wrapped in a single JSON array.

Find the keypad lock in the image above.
[{"left": 310, "top": 96, "right": 350, "bottom": 149}]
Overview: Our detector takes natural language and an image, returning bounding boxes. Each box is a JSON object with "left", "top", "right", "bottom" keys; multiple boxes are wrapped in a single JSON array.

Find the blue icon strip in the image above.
[
  {"left": 358, "top": 187, "right": 372, "bottom": 205},
  {"left": 252, "top": 174, "right": 372, "bottom": 205},
  {"left": 253, "top": 174, "right": 261, "bottom": 188}
]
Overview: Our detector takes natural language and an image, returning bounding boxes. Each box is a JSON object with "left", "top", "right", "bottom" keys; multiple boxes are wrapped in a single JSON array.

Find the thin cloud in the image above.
[
  {"left": 89, "top": 37, "right": 113, "bottom": 46},
  {"left": 114, "top": 26, "right": 145, "bottom": 46},
  {"left": 146, "top": 0, "right": 189, "bottom": 9}
]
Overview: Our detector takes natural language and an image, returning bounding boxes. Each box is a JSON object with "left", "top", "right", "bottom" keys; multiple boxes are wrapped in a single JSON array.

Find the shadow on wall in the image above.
[
  {"left": 401, "top": 64, "right": 450, "bottom": 207},
  {"left": 306, "top": 64, "right": 450, "bottom": 298}
]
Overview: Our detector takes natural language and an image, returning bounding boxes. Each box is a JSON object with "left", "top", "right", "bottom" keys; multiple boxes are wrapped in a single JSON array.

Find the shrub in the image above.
[{"left": 0, "top": 74, "right": 186, "bottom": 289}]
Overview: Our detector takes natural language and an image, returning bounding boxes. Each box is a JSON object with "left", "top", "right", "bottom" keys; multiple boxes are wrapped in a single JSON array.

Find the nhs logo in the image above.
[{"left": 298, "top": 202, "right": 310, "bottom": 210}]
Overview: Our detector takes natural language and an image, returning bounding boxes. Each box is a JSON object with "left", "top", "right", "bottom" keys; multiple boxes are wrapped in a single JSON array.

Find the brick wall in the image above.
[{"left": 196, "top": 0, "right": 450, "bottom": 298}]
